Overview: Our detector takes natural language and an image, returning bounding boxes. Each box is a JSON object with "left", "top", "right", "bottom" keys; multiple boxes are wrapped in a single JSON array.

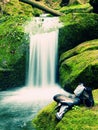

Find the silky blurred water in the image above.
[
  {"left": 25, "top": 17, "right": 60, "bottom": 87},
  {"left": 0, "top": 86, "right": 66, "bottom": 130}
]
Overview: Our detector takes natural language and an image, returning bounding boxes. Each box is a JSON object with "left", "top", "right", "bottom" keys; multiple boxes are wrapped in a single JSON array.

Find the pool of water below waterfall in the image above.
[{"left": 0, "top": 86, "right": 66, "bottom": 130}]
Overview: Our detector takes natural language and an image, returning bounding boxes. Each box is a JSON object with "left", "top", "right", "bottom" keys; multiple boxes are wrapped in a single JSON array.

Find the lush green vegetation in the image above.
[
  {"left": 60, "top": 3, "right": 92, "bottom": 14},
  {"left": 32, "top": 89, "right": 98, "bottom": 130},
  {"left": 59, "top": 39, "right": 98, "bottom": 91},
  {"left": 0, "top": 15, "right": 27, "bottom": 67},
  {"left": 0, "top": 15, "right": 30, "bottom": 89},
  {"left": 0, "top": 0, "right": 41, "bottom": 16},
  {"left": 58, "top": 12, "right": 98, "bottom": 91},
  {"left": 59, "top": 13, "right": 98, "bottom": 54},
  {"left": 60, "top": 39, "right": 98, "bottom": 61},
  {"left": 0, "top": 0, "right": 98, "bottom": 129}
]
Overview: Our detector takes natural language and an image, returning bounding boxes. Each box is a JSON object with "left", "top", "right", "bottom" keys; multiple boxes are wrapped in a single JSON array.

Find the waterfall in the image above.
[{"left": 25, "top": 17, "right": 60, "bottom": 87}]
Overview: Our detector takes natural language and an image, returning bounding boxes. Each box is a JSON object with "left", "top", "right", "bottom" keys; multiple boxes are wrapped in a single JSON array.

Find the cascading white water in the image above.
[
  {"left": 25, "top": 17, "right": 60, "bottom": 87},
  {"left": 27, "top": 31, "right": 58, "bottom": 86}
]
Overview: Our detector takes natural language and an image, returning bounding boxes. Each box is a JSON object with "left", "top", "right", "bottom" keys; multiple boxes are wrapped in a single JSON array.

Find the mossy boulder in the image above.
[
  {"left": 0, "top": 56, "right": 26, "bottom": 90},
  {"left": 59, "top": 13, "right": 98, "bottom": 54},
  {"left": 0, "top": 15, "right": 29, "bottom": 90},
  {"left": 59, "top": 39, "right": 98, "bottom": 91}
]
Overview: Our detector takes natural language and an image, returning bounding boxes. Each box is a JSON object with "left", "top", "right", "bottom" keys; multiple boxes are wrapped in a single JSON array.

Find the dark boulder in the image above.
[
  {"left": 60, "top": 0, "right": 69, "bottom": 7},
  {"left": 89, "top": 0, "right": 98, "bottom": 13}
]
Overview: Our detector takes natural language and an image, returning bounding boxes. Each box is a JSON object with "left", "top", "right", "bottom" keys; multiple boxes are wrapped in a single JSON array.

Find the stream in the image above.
[
  {"left": 0, "top": 87, "right": 50, "bottom": 130},
  {"left": 0, "top": 86, "right": 65, "bottom": 130}
]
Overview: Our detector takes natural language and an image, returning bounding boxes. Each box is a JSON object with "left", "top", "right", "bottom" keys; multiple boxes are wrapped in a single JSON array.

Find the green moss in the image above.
[
  {"left": 60, "top": 3, "right": 92, "bottom": 14},
  {"left": 32, "top": 89, "right": 98, "bottom": 130},
  {"left": 59, "top": 39, "right": 98, "bottom": 90},
  {"left": 0, "top": 15, "right": 29, "bottom": 89},
  {"left": 55, "top": 108, "right": 98, "bottom": 130},
  {"left": 0, "top": 15, "right": 28, "bottom": 67},
  {"left": 60, "top": 39, "right": 98, "bottom": 63},
  {"left": 33, "top": 102, "right": 58, "bottom": 130},
  {"left": 59, "top": 13, "right": 98, "bottom": 54},
  {"left": 0, "top": 0, "right": 42, "bottom": 16},
  {"left": 58, "top": 12, "right": 98, "bottom": 91}
]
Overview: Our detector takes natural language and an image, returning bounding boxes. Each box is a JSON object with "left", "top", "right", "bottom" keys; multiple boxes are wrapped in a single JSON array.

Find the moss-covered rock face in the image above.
[
  {"left": 0, "top": 0, "right": 41, "bottom": 16},
  {"left": 0, "top": 55, "right": 26, "bottom": 90},
  {"left": 0, "top": 15, "right": 29, "bottom": 90},
  {"left": 59, "top": 13, "right": 98, "bottom": 54},
  {"left": 59, "top": 39, "right": 98, "bottom": 91},
  {"left": 60, "top": 3, "right": 92, "bottom": 14}
]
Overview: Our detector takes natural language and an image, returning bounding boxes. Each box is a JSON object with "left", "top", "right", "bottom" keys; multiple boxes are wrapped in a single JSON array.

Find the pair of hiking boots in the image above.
[{"left": 53, "top": 83, "right": 94, "bottom": 120}]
